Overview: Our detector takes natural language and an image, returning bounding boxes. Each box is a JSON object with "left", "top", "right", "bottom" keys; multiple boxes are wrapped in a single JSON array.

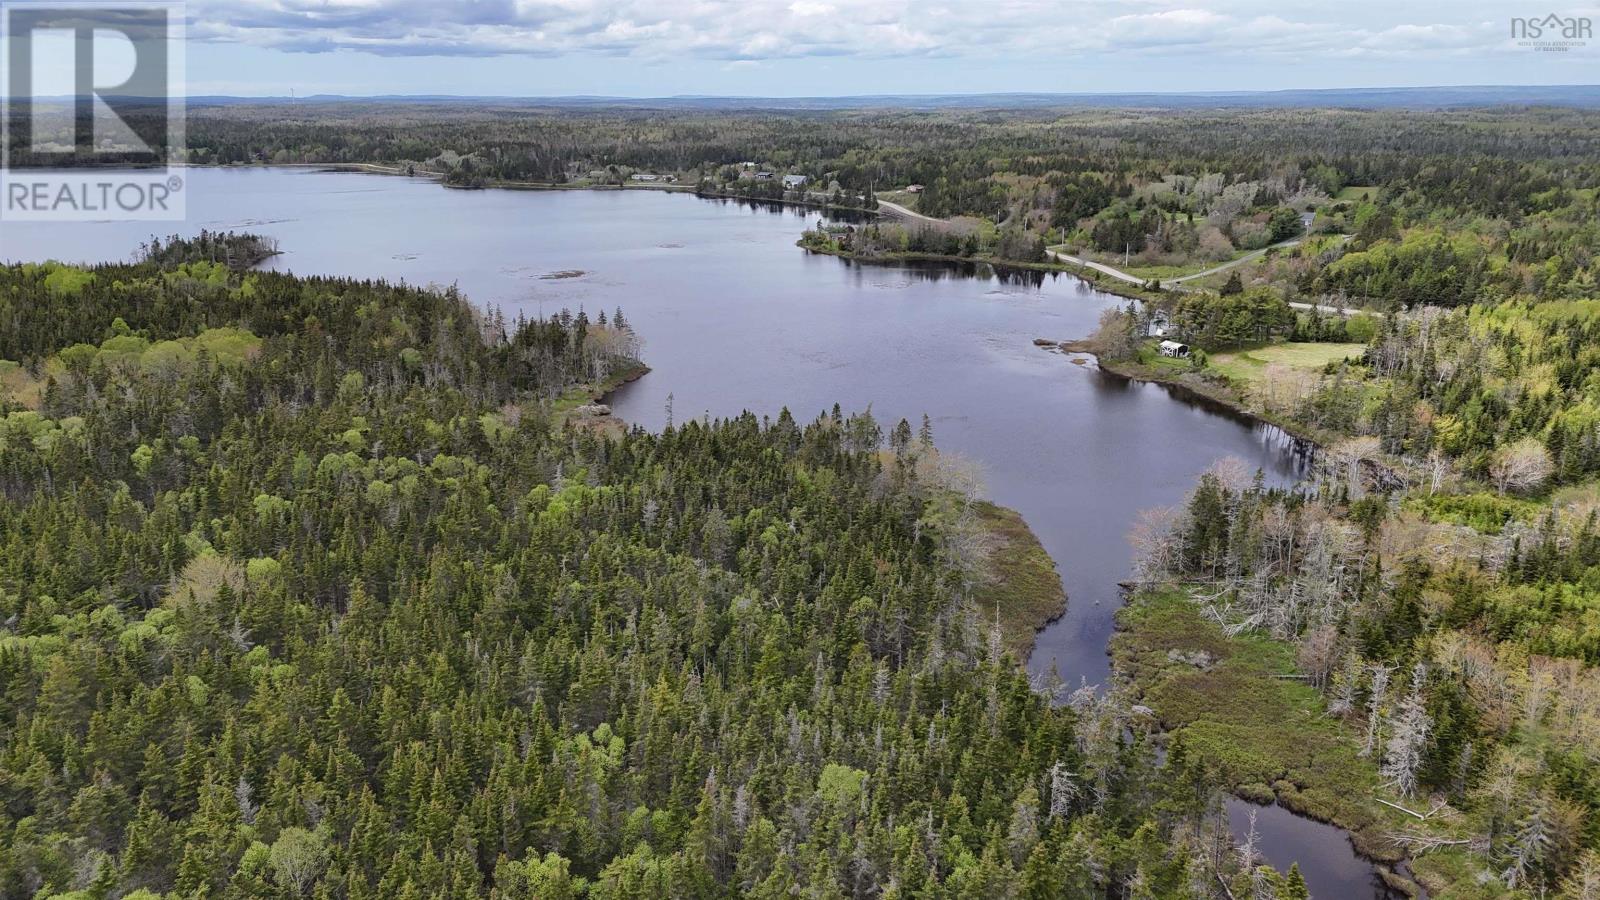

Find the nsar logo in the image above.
[{"left": 1511, "top": 13, "right": 1592, "bottom": 51}]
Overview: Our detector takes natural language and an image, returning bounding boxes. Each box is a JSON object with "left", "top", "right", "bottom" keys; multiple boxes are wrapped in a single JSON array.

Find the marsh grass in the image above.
[
  {"left": 1113, "top": 590, "right": 1424, "bottom": 862},
  {"left": 970, "top": 500, "right": 1067, "bottom": 660}
]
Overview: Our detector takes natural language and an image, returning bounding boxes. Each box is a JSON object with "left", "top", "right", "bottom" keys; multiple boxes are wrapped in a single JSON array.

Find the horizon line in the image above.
[{"left": 185, "top": 82, "right": 1600, "bottom": 100}]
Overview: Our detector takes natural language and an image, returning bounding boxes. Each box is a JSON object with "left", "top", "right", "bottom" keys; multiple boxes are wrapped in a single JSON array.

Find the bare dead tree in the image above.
[
  {"left": 1489, "top": 437, "right": 1554, "bottom": 495},
  {"left": 1362, "top": 663, "right": 1394, "bottom": 757},
  {"left": 1381, "top": 664, "right": 1432, "bottom": 797}
]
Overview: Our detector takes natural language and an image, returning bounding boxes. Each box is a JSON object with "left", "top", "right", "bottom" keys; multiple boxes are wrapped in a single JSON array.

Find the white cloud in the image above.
[
  {"left": 182, "top": 0, "right": 1591, "bottom": 65},
  {"left": 789, "top": 1, "right": 836, "bottom": 17}
]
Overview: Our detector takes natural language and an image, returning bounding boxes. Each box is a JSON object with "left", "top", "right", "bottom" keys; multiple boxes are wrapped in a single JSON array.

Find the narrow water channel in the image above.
[
  {"left": 1, "top": 168, "right": 1388, "bottom": 897},
  {"left": 1227, "top": 799, "right": 1397, "bottom": 898}
]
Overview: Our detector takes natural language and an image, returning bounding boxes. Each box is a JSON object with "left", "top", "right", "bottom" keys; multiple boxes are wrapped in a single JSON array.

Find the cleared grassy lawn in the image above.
[
  {"left": 875, "top": 190, "right": 921, "bottom": 210},
  {"left": 1336, "top": 186, "right": 1381, "bottom": 202},
  {"left": 1076, "top": 248, "right": 1253, "bottom": 282},
  {"left": 1121, "top": 254, "right": 1245, "bottom": 281},
  {"left": 1208, "top": 342, "right": 1365, "bottom": 387},
  {"left": 1131, "top": 343, "right": 1199, "bottom": 373}
]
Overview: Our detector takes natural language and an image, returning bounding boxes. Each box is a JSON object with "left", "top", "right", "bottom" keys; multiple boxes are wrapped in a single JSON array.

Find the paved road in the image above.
[
  {"left": 874, "top": 198, "right": 950, "bottom": 228},
  {"left": 1044, "top": 249, "right": 1150, "bottom": 285},
  {"left": 880, "top": 198, "right": 1312, "bottom": 280},
  {"left": 880, "top": 201, "right": 1375, "bottom": 317},
  {"left": 1167, "top": 239, "right": 1305, "bottom": 283},
  {"left": 1288, "top": 301, "right": 1375, "bottom": 316},
  {"left": 1046, "top": 236, "right": 1312, "bottom": 287},
  {"left": 1047, "top": 244, "right": 1376, "bottom": 317}
]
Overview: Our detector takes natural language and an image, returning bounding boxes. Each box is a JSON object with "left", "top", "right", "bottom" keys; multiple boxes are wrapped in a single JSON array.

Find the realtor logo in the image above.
[
  {"left": 1, "top": 1, "right": 187, "bottom": 220},
  {"left": 1511, "top": 13, "right": 1592, "bottom": 51}
]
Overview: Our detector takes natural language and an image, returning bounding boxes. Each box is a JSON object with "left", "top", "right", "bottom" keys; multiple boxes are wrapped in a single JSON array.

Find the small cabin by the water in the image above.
[{"left": 1158, "top": 340, "right": 1190, "bottom": 358}]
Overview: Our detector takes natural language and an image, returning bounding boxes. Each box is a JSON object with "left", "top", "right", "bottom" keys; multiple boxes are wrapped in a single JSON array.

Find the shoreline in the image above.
[
  {"left": 577, "top": 350, "right": 1067, "bottom": 664},
  {"left": 1059, "top": 341, "right": 1334, "bottom": 449},
  {"left": 189, "top": 162, "right": 1157, "bottom": 300},
  {"left": 182, "top": 161, "right": 882, "bottom": 216},
  {"left": 1113, "top": 590, "right": 1427, "bottom": 898},
  {"left": 553, "top": 231, "right": 1407, "bottom": 893},
  {"left": 1067, "top": 343, "right": 1409, "bottom": 491},
  {"left": 557, "top": 360, "right": 652, "bottom": 438},
  {"left": 339, "top": 179, "right": 1395, "bottom": 893},
  {"left": 971, "top": 500, "right": 1069, "bottom": 662},
  {"left": 799, "top": 233, "right": 1170, "bottom": 304},
  {"left": 692, "top": 190, "right": 879, "bottom": 216},
  {"left": 203, "top": 163, "right": 1300, "bottom": 455},
  {"left": 798, "top": 241, "right": 1135, "bottom": 282},
  {"left": 1072, "top": 342, "right": 1423, "bottom": 894},
  {"left": 596, "top": 360, "right": 652, "bottom": 398},
  {"left": 585, "top": 356, "right": 1067, "bottom": 664}
]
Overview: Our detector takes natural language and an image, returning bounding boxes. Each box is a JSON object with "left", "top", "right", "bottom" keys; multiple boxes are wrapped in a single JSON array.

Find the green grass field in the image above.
[
  {"left": 875, "top": 189, "right": 922, "bottom": 210},
  {"left": 1121, "top": 258, "right": 1234, "bottom": 280},
  {"left": 1208, "top": 342, "right": 1365, "bottom": 387},
  {"left": 1130, "top": 343, "right": 1198, "bottom": 372},
  {"left": 1077, "top": 247, "right": 1253, "bottom": 282},
  {"left": 1335, "top": 185, "right": 1381, "bottom": 202}
]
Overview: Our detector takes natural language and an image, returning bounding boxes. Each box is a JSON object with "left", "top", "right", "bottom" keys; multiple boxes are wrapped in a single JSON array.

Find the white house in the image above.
[
  {"left": 1159, "top": 340, "right": 1191, "bottom": 358},
  {"left": 630, "top": 173, "right": 659, "bottom": 182},
  {"left": 782, "top": 174, "right": 809, "bottom": 189}
]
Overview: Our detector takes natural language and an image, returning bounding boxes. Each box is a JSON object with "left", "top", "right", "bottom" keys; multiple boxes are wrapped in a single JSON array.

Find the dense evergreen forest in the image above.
[
  {"left": 168, "top": 104, "right": 1600, "bottom": 201},
  {"left": 0, "top": 242, "right": 1292, "bottom": 898},
  {"left": 6, "top": 101, "right": 1600, "bottom": 898}
]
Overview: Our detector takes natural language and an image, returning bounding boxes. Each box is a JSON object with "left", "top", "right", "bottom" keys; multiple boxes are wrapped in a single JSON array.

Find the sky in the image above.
[{"left": 159, "top": 0, "right": 1600, "bottom": 96}]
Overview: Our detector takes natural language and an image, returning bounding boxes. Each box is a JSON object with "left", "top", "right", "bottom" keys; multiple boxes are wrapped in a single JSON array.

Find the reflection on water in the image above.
[
  {"left": 1227, "top": 799, "right": 1394, "bottom": 899},
  {"left": 871, "top": 258, "right": 1062, "bottom": 287},
  {"left": 695, "top": 195, "right": 877, "bottom": 224}
]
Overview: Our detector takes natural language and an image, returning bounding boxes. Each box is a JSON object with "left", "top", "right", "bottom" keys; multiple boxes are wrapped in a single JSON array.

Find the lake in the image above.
[
  {"left": 0, "top": 168, "right": 1311, "bottom": 688},
  {"left": 3, "top": 167, "right": 1387, "bottom": 896}
]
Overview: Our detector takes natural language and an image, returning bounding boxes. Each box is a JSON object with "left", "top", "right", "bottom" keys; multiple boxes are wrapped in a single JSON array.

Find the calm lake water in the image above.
[
  {"left": 1227, "top": 799, "right": 1395, "bottom": 899},
  {"left": 2, "top": 167, "right": 1386, "bottom": 896}
]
